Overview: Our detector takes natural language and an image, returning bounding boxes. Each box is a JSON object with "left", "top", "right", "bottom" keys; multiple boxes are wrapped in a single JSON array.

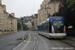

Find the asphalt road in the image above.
[
  {"left": 14, "top": 31, "right": 75, "bottom": 50},
  {"left": 0, "top": 31, "right": 27, "bottom": 50}
]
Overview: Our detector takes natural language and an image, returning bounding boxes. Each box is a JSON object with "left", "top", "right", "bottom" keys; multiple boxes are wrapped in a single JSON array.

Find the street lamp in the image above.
[
  {"left": 45, "top": 7, "right": 51, "bottom": 33},
  {"left": 45, "top": 7, "right": 51, "bottom": 18}
]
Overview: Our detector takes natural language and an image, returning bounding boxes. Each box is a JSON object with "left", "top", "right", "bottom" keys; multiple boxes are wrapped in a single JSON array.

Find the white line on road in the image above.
[
  {"left": 35, "top": 36, "right": 39, "bottom": 50},
  {"left": 33, "top": 36, "right": 36, "bottom": 50},
  {"left": 21, "top": 33, "right": 31, "bottom": 50},
  {"left": 13, "top": 33, "right": 31, "bottom": 50},
  {"left": 33, "top": 35, "right": 39, "bottom": 50}
]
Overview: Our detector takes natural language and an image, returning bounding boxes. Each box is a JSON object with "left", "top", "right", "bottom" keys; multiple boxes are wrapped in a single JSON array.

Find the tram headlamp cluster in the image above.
[
  {"left": 52, "top": 30, "right": 54, "bottom": 33},
  {"left": 64, "top": 30, "right": 66, "bottom": 33}
]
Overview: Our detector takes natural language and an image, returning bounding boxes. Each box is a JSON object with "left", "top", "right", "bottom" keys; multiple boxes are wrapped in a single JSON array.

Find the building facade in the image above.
[
  {"left": 38, "top": 0, "right": 61, "bottom": 24},
  {"left": 0, "top": 0, "right": 17, "bottom": 34},
  {"left": 34, "top": 14, "right": 38, "bottom": 30}
]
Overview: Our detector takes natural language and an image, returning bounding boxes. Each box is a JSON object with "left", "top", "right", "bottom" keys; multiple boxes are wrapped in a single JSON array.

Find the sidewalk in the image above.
[{"left": 67, "top": 36, "right": 75, "bottom": 41}]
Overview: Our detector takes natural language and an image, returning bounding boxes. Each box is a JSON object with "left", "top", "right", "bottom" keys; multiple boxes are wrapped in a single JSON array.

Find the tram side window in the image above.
[
  {"left": 41, "top": 24, "right": 43, "bottom": 31},
  {"left": 49, "top": 22, "right": 51, "bottom": 33},
  {"left": 37, "top": 26, "right": 40, "bottom": 31},
  {"left": 39, "top": 26, "right": 40, "bottom": 31},
  {"left": 45, "top": 23, "right": 49, "bottom": 32}
]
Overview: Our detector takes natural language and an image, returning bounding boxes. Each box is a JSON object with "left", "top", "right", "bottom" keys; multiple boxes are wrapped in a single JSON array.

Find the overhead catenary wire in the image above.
[{"left": 33, "top": 0, "right": 35, "bottom": 15}]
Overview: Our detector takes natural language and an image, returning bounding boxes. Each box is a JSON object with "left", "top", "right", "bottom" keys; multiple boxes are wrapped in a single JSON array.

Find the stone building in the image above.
[
  {"left": 38, "top": 0, "right": 61, "bottom": 24},
  {"left": 34, "top": 14, "right": 38, "bottom": 30},
  {"left": 0, "top": 0, "right": 17, "bottom": 34}
]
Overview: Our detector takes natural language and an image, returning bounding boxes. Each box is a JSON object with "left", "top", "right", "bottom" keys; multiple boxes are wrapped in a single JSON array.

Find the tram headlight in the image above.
[
  {"left": 64, "top": 30, "right": 66, "bottom": 33},
  {"left": 52, "top": 30, "right": 54, "bottom": 33}
]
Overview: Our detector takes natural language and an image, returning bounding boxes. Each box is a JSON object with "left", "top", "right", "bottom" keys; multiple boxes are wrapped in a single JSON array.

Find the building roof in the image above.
[
  {"left": 4, "top": 11, "right": 8, "bottom": 14},
  {"left": 34, "top": 14, "right": 38, "bottom": 18},
  {"left": 49, "top": 16, "right": 65, "bottom": 22},
  {"left": 8, "top": 14, "right": 15, "bottom": 18}
]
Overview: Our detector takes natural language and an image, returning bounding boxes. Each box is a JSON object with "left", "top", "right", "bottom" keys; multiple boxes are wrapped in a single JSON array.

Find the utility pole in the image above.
[
  {"left": 47, "top": 8, "right": 48, "bottom": 18},
  {"left": 45, "top": 7, "right": 51, "bottom": 33},
  {"left": 45, "top": 7, "right": 51, "bottom": 18},
  {"left": 21, "top": 18, "right": 24, "bottom": 40},
  {"left": 21, "top": 18, "right": 23, "bottom": 31},
  {"left": 54, "top": 0, "right": 56, "bottom": 16}
]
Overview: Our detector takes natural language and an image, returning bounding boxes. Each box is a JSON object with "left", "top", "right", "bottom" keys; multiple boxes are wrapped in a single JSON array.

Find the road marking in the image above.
[
  {"left": 13, "top": 33, "right": 31, "bottom": 50},
  {"left": 38, "top": 36, "right": 50, "bottom": 50},
  {"left": 52, "top": 40, "right": 62, "bottom": 47},
  {"left": 35, "top": 36, "right": 39, "bottom": 50},
  {"left": 33, "top": 35, "right": 39, "bottom": 50},
  {"left": 21, "top": 33, "right": 31, "bottom": 50},
  {"left": 33, "top": 36, "right": 36, "bottom": 50}
]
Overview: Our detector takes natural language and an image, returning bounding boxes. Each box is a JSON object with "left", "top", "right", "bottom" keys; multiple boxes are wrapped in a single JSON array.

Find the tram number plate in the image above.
[{"left": 57, "top": 36, "right": 61, "bottom": 38}]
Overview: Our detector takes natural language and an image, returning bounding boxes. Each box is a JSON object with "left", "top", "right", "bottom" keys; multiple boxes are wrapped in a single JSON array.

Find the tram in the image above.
[{"left": 37, "top": 16, "right": 66, "bottom": 39}]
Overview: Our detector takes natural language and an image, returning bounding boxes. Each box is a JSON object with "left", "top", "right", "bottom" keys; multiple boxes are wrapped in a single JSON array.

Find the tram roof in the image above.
[
  {"left": 49, "top": 16, "right": 65, "bottom": 22},
  {"left": 37, "top": 16, "right": 65, "bottom": 26}
]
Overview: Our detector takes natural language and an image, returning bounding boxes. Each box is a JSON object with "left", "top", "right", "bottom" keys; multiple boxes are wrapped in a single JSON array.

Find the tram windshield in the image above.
[{"left": 53, "top": 20, "right": 64, "bottom": 26}]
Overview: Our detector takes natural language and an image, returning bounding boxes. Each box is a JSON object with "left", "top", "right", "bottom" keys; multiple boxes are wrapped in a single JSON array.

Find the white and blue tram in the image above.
[{"left": 37, "top": 17, "right": 66, "bottom": 39}]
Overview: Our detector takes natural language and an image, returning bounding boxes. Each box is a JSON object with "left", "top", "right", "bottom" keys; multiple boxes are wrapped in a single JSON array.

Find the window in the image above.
[
  {"left": 53, "top": 20, "right": 64, "bottom": 26},
  {"left": 45, "top": 23, "right": 49, "bottom": 32},
  {"left": 0, "top": 30, "right": 2, "bottom": 32},
  {"left": 59, "top": 4, "right": 62, "bottom": 8},
  {"left": 41, "top": 24, "right": 43, "bottom": 31},
  {"left": 11, "top": 23, "right": 12, "bottom": 24},
  {"left": 37, "top": 26, "right": 40, "bottom": 31},
  {"left": 11, "top": 19, "right": 12, "bottom": 21}
]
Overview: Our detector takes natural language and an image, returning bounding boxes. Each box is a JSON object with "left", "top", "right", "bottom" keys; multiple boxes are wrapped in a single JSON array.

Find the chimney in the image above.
[
  {"left": 3, "top": 5, "right": 6, "bottom": 11},
  {"left": 0, "top": 0, "right": 2, "bottom": 4},
  {"left": 11, "top": 13, "right": 15, "bottom": 17}
]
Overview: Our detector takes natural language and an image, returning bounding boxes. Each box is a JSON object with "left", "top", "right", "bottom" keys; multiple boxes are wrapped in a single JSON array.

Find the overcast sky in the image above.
[{"left": 2, "top": 0, "right": 43, "bottom": 18}]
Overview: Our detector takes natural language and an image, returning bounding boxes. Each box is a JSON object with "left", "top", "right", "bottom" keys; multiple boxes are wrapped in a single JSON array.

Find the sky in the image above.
[{"left": 2, "top": 0, "right": 43, "bottom": 18}]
